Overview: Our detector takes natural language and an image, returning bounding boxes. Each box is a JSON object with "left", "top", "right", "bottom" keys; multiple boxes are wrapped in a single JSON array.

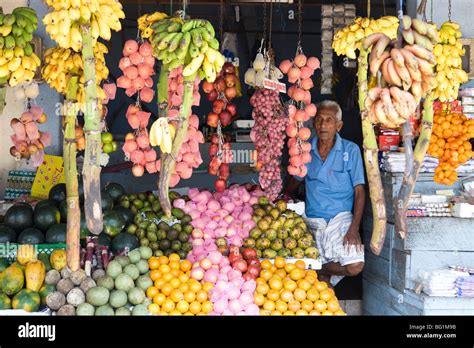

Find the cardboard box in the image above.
[{"left": 378, "top": 134, "right": 400, "bottom": 151}]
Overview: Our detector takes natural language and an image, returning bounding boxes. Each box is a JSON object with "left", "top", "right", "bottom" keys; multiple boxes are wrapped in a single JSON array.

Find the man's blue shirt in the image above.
[{"left": 295, "top": 133, "right": 365, "bottom": 221}]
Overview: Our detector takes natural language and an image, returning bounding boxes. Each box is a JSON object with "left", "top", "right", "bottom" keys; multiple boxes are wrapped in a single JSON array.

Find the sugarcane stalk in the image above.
[
  {"left": 158, "top": 73, "right": 196, "bottom": 217},
  {"left": 64, "top": 76, "right": 80, "bottom": 271},
  {"left": 357, "top": 47, "right": 387, "bottom": 255},
  {"left": 0, "top": 86, "right": 6, "bottom": 114},
  {"left": 395, "top": 94, "right": 434, "bottom": 237},
  {"left": 157, "top": 65, "right": 169, "bottom": 118},
  {"left": 81, "top": 23, "right": 103, "bottom": 234}
]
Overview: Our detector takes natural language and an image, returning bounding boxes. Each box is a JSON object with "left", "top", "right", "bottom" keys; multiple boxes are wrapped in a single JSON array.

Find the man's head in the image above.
[{"left": 314, "top": 100, "right": 343, "bottom": 141}]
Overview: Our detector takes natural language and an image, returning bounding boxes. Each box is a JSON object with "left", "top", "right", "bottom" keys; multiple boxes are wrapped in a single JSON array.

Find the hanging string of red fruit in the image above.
[
  {"left": 122, "top": 104, "right": 157, "bottom": 177},
  {"left": 250, "top": 88, "right": 288, "bottom": 201},
  {"left": 203, "top": 62, "right": 239, "bottom": 192},
  {"left": 117, "top": 40, "right": 156, "bottom": 103},
  {"left": 154, "top": 67, "right": 204, "bottom": 188},
  {"left": 9, "top": 104, "right": 51, "bottom": 167},
  {"left": 279, "top": 52, "right": 320, "bottom": 177}
]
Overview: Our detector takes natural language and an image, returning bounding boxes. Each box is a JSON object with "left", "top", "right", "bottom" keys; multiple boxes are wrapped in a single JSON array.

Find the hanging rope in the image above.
[
  {"left": 448, "top": 0, "right": 452, "bottom": 22},
  {"left": 416, "top": 0, "right": 428, "bottom": 22},
  {"left": 430, "top": 0, "right": 433, "bottom": 22},
  {"left": 263, "top": 0, "right": 267, "bottom": 48},
  {"left": 382, "top": 0, "right": 386, "bottom": 16},
  {"left": 297, "top": 0, "right": 302, "bottom": 48},
  {"left": 268, "top": 0, "right": 273, "bottom": 51},
  {"left": 367, "top": 0, "right": 371, "bottom": 18},
  {"left": 219, "top": 0, "right": 224, "bottom": 45}
]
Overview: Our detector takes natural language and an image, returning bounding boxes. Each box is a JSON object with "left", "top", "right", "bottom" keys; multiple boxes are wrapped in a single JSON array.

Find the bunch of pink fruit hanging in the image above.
[
  {"left": 117, "top": 40, "right": 156, "bottom": 103},
  {"left": 155, "top": 67, "right": 205, "bottom": 188},
  {"left": 279, "top": 52, "right": 320, "bottom": 177}
]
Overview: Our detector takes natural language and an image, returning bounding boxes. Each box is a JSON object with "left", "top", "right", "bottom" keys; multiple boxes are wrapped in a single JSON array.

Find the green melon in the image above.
[
  {"left": 48, "top": 183, "right": 66, "bottom": 204},
  {"left": 17, "top": 227, "right": 44, "bottom": 244},
  {"left": 105, "top": 183, "right": 126, "bottom": 203},
  {"left": 101, "top": 191, "right": 114, "bottom": 211},
  {"left": 12, "top": 289, "right": 40, "bottom": 312},
  {"left": 113, "top": 206, "right": 134, "bottom": 225},
  {"left": 103, "top": 210, "right": 126, "bottom": 237},
  {"left": 111, "top": 233, "right": 139, "bottom": 254},
  {"left": 45, "top": 224, "right": 67, "bottom": 244},
  {"left": 33, "top": 205, "right": 61, "bottom": 232},
  {"left": 4, "top": 204, "right": 34, "bottom": 232}
]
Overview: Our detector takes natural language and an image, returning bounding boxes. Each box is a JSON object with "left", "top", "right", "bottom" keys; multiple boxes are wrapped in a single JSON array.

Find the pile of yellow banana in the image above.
[
  {"left": 432, "top": 21, "right": 468, "bottom": 102},
  {"left": 41, "top": 43, "right": 109, "bottom": 108},
  {"left": 365, "top": 86, "right": 418, "bottom": 128},
  {"left": 402, "top": 16, "right": 439, "bottom": 50},
  {"left": 363, "top": 31, "right": 436, "bottom": 128},
  {"left": 43, "top": 0, "right": 125, "bottom": 51},
  {"left": 0, "top": 7, "right": 41, "bottom": 87},
  {"left": 365, "top": 33, "right": 436, "bottom": 103},
  {"left": 149, "top": 17, "right": 225, "bottom": 82},
  {"left": 332, "top": 16, "right": 399, "bottom": 59},
  {"left": 149, "top": 118, "right": 176, "bottom": 154},
  {"left": 138, "top": 11, "right": 168, "bottom": 39}
]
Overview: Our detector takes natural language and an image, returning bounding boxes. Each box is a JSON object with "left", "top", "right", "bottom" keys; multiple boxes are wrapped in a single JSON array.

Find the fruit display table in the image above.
[{"left": 362, "top": 172, "right": 474, "bottom": 315}]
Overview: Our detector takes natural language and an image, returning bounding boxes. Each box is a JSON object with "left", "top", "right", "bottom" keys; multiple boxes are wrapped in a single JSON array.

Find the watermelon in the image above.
[
  {"left": 12, "top": 289, "right": 40, "bottom": 312},
  {"left": 111, "top": 233, "right": 139, "bottom": 254},
  {"left": 0, "top": 224, "right": 16, "bottom": 243},
  {"left": 105, "top": 183, "right": 126, "bottom": 203},
  {"left": 34, "top": 199, "right": 58, "bottom": 211},
  {"left": 33, "top": 205, "right": 61, "bottom": 231},
  {"left": 80, "top": 211, "right": 91, "bottom": 240},
  {"left": 101, "top": 191, "right": 114, "bottom": 211},
  {"left": 49, "top": 183, "right": 66, "bottom": 204},
  {"left": 45, "top": 224, "right": 67, "bottom": 244},
  {"left": 103, "top": 211, "right": 126, "bottom": 237},
  {"left": 58, "top": 200, "right": 68, "bottom": 223},
  {"left": 17, "top": 227, "right": 44, "bottom": 244},
  {"left": 113, "top": 206, "right": 134, "bottom": 225},
  {"left": 4, "top": 204, "right": 34, "bottom": 232}
]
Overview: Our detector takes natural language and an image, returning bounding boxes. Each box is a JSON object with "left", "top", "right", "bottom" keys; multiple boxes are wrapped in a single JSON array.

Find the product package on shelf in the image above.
[{"left": 4, "top": 171, "right": 36, "bottom": 201}]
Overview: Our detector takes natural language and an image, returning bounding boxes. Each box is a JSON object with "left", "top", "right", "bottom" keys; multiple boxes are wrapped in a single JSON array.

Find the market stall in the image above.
[{"left": 0, "top": 0, "right": 473, "bottom": 317}]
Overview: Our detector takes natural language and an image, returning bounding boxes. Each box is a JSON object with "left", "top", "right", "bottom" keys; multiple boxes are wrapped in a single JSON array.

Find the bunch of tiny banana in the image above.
[
  {"left": 138, "top": 11, "right": 168, "bottom": 39},
  {"left": 332, "top": 16, "right": 399, "bottom": 59},
  {"left": 364, "top": 33, "right": 436, "bottom": 103},
  {"left": 401, "top": 16, "right": 439, "bottom": 50},
  {"left": 149, "top": 117, "right": 176, "bottom": 154},
  {"left": 42, "top": 43, "right": 109, "bottom": 109},
  {"left": 148, "top": 17, "right": 225, "bottom": 82},
  {"left": 365, "top": 86, "right": 418, "bottom": 128},
  {"left": 43, "top": 0, "right": 125, "bottom": 51},
  {"left": 0, "top": 7, "right": 41, "bottom": 87},
  {"left": 432, "top": 21, "right": 468, "bottom": 102}
]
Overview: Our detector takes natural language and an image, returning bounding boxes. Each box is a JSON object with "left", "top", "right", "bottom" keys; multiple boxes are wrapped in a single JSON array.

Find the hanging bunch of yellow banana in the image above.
[
  {"left": 0, "top": 7, "right": 41, "bottom": 87},
  {"left": 432, "top": 21, "right": 468, "bottom": 102},
  {"left": 148, "top": 17, "right": 225, "bottom": 83},
  {"left": 332, "top": 16, "right": 399, "bottom": 59},
  {"left": 41, "top": 43, "right": 109, "bottom": 109},
  {"left": 138, "top": 12, "right": 169, "bottom": 39},
  {"left": 43, "top": 0, "right": 125, "bottom": 51}
]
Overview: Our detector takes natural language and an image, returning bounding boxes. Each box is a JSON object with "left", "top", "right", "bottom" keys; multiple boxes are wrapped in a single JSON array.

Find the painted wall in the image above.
[{"left": 0, "top": 0, "right": 62, "bottom": 198}]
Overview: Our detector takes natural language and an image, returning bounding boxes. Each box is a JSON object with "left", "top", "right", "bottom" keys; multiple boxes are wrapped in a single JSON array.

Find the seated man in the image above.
[{"left": 284, "top": 100, "right": 365, "bottom": 286}]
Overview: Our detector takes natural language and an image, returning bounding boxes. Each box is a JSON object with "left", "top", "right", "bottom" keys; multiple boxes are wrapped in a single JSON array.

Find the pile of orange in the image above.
[
  {"left": 146, "top": 254, "right": 214, "bottom": 316},
  {"left": 428, "top": 109, "right": 474, "bottom": 185},
  {"left": 254, "top": 257, "right": 346, "bottom": 316}
]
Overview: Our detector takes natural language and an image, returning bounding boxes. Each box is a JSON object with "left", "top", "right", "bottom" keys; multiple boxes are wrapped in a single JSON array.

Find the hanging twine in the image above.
[
  {"left": 416, "top": 0, "right": 428, "bottom": 22},
  {"left": 367, "top": 0, "right": 371, "bottom": 18},
  {"left": 268, "top": 0, "right": 273, "bottom": 52},
  {"left": 219, "top": 0, "right": 224, "bottom": 44},
  {"left": 297, "top": 0, "right": 302, "bottom": 49}
]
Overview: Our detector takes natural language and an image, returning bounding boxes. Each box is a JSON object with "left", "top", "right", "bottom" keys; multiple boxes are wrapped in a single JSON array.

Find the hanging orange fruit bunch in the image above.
[{"left": 428, "top": 104, "right": 474, "bottom": 185}]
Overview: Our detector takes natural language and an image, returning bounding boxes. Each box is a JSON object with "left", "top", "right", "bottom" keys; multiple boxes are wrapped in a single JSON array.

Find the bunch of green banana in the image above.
[
  {"left": 148, "top": 17, "right": 225, "bottom": 82},
  {"left": 332, "top": 16, "right": 399, "bottom": 59},
  {"left": 42, "top": 43, "right": 109, "bottom": 109},
  {"left": 43, "top": 0, "right": 125, "bottom": 51},
  {"left": 401, "top": 16, "right": 439, "bottom": 50},
  {"left": 432, "top": 21, "right": 468, "bottom": 102},
  {"left": 138, "top": 12, "right": 168, "bottom": 39},
  {"left": 0, "top": 7, "right": 41, "bottom": 87}
]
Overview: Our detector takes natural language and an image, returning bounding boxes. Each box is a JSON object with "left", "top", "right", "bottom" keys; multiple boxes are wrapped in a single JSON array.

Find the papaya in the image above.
[
  {"left": 25, "top": 260, "right": 45, "bottom": 292},
  {"left": 38, "top": 253, "right": 52, "bottom": 272},
  {"left": 0, "top": 293, "right": 12, "bottom": 309},
  {"left": 17, "top": 244, "right": 37, "bottom": 265},
  {"left": 50, "top": 249, "right": 66, "bottom": 271},
  {"left": 39, "top": 284, "right": 55, "bottom": 306},
  {"left": 12, "top": 289, "right": 40, "bottom": 312},
  {"left": 1, "top": 263, "right": 24, "bottom": 296}
]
